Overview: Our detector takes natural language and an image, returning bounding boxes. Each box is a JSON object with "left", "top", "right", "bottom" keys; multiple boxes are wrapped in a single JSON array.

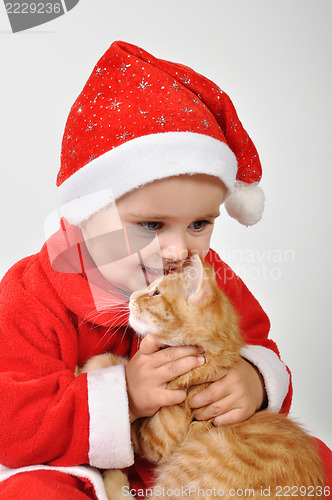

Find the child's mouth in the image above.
[
  {"left": 140, "top": 265, "right": 164, "bottom": 277},
  {"left": 140, "top": 265, "right": 181, "bottom": 286},
  {"left": 141, "top": 264, "right": 181, "bottom": 274}
]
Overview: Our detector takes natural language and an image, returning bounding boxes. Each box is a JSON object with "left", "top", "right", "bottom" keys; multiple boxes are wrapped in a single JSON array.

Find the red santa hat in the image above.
[{"left": 57, "top": 40, "right": 264, "bottom": 226}]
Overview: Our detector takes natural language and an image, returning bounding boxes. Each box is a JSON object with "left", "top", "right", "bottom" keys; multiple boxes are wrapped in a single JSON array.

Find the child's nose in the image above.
[{"left": 160, "top": 233, "right": 189, "bottom": 263}]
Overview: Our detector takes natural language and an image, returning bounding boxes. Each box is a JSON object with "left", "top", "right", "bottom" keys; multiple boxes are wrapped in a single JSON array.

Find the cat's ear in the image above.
[{"left": 185, "top": 255, "right": 211, "bottom": 306}]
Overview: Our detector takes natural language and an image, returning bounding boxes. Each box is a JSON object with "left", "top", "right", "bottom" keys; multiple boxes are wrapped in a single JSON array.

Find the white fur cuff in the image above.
[
  {"left": 87, "top": 364, "right": 134, "bottom": 468},
  {"left": 0, "top": 465, "right": 109, "bottom": 500},
  {"left": 240, "top": 344, "right": 290, "bottom": 413}
]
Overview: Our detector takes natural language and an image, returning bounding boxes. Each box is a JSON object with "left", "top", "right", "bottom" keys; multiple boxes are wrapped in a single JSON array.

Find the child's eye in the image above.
[
  {"left": 140, "top": 222, "right": 163, "bottom": 232},
  {"left": 189, "top": 220, "right": 213, "bottom": 231}
]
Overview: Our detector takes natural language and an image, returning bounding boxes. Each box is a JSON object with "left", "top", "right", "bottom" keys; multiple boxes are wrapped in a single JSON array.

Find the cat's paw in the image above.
[
  {"left": 131, "top": 404, "right": 191, "bottom": 462},
  {"left": 78, "top": 353, "right": 128, "bottom": 374},
  {"left": 103, "top": 469, "right": 133, "bottom": 500},
  {"left": 167, "top": 365, "right": 211, "bottom": 390}
]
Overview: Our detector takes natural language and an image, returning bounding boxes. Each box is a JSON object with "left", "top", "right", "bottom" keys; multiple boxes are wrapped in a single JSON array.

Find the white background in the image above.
[{"left": 0, "top": 0, "right": 331, "bottom": 447}]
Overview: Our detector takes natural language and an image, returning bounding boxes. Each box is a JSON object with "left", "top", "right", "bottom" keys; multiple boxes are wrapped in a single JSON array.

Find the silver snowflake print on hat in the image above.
[
  {"left": 86, "top": 121, "right": 97, "bottom": 133},
  {"left": 179, "top": 74, "right": 191, "bottom": 85},
  {"left": 138, "top": 78, "right": 151, "bottom": 92},
  {"left": 119, "top": 62, "right": 131, "bottom": 73},
  {"left": 156, "top": 115, "right": 167, "bottom": 126},
  {"left": 116, "top": 129, "right": 131, "bottom": 141},
  {"left": 107, "top": 98, "right": 123, "bottom": 110},
  {"left": 171, "top": 81, "right": 180, "bottom": 92},
  {"left": 88, "top": 153, "right": 97, "bottom": 162}
]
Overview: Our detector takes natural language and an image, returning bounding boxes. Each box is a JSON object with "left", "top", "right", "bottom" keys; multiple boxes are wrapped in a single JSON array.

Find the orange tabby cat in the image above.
[{"left": 81, "top": 255, "right": 327, "bottom": 500}]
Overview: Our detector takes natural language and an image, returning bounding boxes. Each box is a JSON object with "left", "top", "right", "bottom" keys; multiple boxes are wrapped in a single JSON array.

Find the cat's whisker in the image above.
[
  {"left": 78, "top": 299, "right": 129, "bottom": 325},
  {"left": 94, "top": 322, "right": 132, "bottom": 351}
]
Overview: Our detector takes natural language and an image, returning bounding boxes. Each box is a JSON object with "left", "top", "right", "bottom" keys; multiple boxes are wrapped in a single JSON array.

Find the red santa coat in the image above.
[{"left": 0, "top": 223, "right": 292, "bottom": 496}]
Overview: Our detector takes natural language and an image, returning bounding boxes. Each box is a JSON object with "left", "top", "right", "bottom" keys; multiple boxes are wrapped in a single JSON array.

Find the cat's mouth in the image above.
[{"left": 128, "top": 310, "right": 159, "bottom": 337}]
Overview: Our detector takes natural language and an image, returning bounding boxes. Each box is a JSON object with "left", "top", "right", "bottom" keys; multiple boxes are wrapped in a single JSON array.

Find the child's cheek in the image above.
[{"left": 96, "top": 255, "right": 147, "bottom": 292}]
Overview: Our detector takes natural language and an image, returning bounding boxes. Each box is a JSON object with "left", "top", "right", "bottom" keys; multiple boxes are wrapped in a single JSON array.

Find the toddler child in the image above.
[{"left": 0, "top": 41, "right": 330, "bottom": 499}]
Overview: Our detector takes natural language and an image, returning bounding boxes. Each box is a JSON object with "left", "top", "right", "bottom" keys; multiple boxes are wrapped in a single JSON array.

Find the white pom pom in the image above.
[{"left": 225, "top": 181, "right": 265, "bottom": 226}]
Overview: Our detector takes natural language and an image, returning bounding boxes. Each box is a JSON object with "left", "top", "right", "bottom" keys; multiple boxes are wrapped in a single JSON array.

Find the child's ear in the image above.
[{"left": 185, "top": 255, "right": 212, "bottom": 306}]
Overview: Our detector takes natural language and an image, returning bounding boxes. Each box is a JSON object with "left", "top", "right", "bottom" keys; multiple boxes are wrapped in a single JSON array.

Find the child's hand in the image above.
[
  {"left": 125, "top": 334, "right": 205, "bottom": 423},
  {"left": 189, "top": 358, "right": 267, "bottom": 426}
]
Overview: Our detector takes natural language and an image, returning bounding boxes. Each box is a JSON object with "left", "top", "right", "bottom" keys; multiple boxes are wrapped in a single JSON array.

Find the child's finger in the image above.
[
  {"left": 139, "top": 334, "right": 205, "bottom": 367},
  {"left": 138, "top": 333, "right": 167, "bottom": 355},
  {"left": 189, "top": 374, "right": 229, "bottom": 408},
  {"left": 193, "top": 393, "right": 235, "bottom": 421},
  {"left": 153, "top": 344, "right": 205, "bottom": 367},
  {"left": 213, "top": 408, "right": 252, "bottom": 427},
  {"left": 159, "top": 388, "right": 188, "bottom": 407},
  {"left": 159, "top": 353, "right": 205, "bottom": 383}
]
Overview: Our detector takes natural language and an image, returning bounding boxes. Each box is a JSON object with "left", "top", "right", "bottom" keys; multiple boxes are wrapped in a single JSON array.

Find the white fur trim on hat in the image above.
[
  {"left": 224, "top": 181, "right": 265, "bottom": 226},
  {"left": 57, "top": 132, "right": 237, "bottom": 226}
]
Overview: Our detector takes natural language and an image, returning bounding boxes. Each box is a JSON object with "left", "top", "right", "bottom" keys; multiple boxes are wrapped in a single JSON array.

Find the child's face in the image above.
[{"left": 81, "top": 174, "right": 227, "bottom": 294}]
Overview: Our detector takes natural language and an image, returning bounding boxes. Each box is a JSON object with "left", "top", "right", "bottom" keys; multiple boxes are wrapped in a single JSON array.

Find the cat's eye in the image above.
[{"left": 149, "top": 288, "right": 161, "bottom": 297}]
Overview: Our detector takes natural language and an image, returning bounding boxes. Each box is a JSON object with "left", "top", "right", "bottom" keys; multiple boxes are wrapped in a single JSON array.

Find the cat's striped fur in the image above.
[{"left": 81, "top": 255, "right": 326, "bottom": 499}]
